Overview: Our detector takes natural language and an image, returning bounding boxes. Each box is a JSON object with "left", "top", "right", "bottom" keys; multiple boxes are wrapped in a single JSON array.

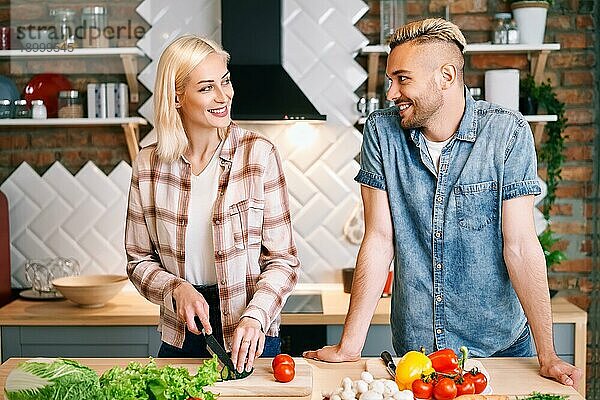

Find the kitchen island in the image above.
[
  {"left": 0, "top": 288, "right": 587, "bottom": 395},
  {"left": 0, "top": 356, "right": 584, "bottom": 399}
]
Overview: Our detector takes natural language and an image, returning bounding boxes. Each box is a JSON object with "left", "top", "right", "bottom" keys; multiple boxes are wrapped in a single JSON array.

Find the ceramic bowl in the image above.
[{"left": 51, "top": 275, "right": 128, "bottom": 308}]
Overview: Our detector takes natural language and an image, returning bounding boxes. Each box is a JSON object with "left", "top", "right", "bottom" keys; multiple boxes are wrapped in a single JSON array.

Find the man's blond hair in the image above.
[{"left": 389, "top": 18, "right": 467, "bottom": 52}]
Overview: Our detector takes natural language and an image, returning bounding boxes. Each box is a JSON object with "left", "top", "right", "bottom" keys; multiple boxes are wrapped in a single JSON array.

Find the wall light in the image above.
[{"left": 285, "top": 122, "right": 318, "bottom": 149}]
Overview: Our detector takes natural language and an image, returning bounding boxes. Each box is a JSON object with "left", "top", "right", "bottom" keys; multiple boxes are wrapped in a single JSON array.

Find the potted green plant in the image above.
[
  {"left": 520, "top": 74, "right": 567, "bottom": 294},
  {"left": 507, "top": 0, "right": 553, "bottom": 44}
]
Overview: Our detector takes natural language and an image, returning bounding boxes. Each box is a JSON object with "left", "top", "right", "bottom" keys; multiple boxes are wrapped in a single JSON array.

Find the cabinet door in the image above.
[{"left": 1, "top": 326, "right": 162, "bottom": 362}]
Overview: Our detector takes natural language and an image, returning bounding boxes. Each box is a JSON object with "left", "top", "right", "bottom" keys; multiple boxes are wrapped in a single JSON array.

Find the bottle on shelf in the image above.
[
  {"left": 13, "top": 100, "right": 29, "bottom": 118},
  {"left": 31, "top": 100, "right": 47, "bottom": 120}
]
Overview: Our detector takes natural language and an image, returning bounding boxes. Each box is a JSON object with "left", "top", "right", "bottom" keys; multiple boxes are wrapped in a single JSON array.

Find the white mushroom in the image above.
[
  {"left": 331, "top": 395, "right": 342, "bottom": 400},
  {"left": 392, "top": 389, "right": 414, "bottom": 400},
  {"left": 359, "top": 390, "right": 384, "bottom": 400},
  {"left": 355, "top": 379, "right": 369, "bottom": 394},
  {"left": 360, "top": 371, "right": 374, "bottom": 384},
  {"left": 341, "top": 389, "right": 357, "bottom": 400},
  {"left": 369, "top": 380, "right": 385, "bottom": 394},
  {"left": 382, "top": 379, "right": 400, "bottom": 396},
  {"left": 342, "top": 377, "right": 354, "bottom": 391}
]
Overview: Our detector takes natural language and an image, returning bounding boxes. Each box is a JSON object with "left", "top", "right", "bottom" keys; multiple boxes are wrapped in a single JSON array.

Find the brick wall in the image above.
[
  {"left": 0, "top": 0, "right": 150, "bottom": 181},
  {"left": 357, "top": 0, "right": 597, "bottom": 311}
]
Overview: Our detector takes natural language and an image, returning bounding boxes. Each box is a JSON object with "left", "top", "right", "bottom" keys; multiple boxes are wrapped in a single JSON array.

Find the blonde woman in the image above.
[{"left": 125, "top": 35, "right": 299, "bottom": 373}]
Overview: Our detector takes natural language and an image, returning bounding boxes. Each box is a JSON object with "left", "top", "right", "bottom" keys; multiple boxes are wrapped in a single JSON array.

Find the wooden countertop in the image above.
[
  {"left": 0, "top": 357, "right": 584, "bottom": 400},
  {"left": 0, "top": 290, "right": 582, "bottom": 327}
]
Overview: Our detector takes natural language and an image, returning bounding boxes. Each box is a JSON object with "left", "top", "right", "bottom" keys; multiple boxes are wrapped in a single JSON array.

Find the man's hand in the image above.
[
  {"left": 172, "top": 282, "right": 211, "bottom": 335},
  {"left": 230, "top": 317, "right": 265, "bottom": 373},
  {"left": 302, "top": 344, "right": 361, "bottom": 363},
  {"left": 539, "top": 354, "right": 583, "bottom": 388}
]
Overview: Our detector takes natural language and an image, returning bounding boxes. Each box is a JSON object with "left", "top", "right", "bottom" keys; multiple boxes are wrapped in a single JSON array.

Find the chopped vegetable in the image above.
[
  {"left": 4, "top": 358, "right": 101, "bottom": 400},
  {"left": 99, "top": 355, "right": 220, "bottom": 400},
  {"left": 519, "top": 393, "right": 568, "bottom": 400}
]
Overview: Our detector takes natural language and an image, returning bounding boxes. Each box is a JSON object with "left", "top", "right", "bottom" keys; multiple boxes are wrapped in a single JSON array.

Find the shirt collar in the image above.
[{"left": 407, "top": 85, "right": 478, "bottom": 144}]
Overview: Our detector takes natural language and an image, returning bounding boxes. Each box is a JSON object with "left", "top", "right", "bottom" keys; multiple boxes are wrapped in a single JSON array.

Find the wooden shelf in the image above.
[
  {"left": 357, "top": 114, "right": 557, "bottom": 126},
  {"left": 0, "top": 47, "right": 144, "bottom": 58},
  {"left": 1, "top": 47, "right": 145, "bottom": 103},
  {"left": 360, "top": 43, "right": 561, "bottom": 54},
  {"left": 0, "top": 117, "right": 146, "bottom": 161}
]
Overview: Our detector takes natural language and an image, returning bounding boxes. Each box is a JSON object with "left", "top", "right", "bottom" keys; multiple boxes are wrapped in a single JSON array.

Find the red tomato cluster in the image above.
[
  {"left": 272, "top": 353, "right": 295, "bottom": 383},
  {"left": 411, "top": 369, "right": 487, "bottom": 399},
  {"left": 411, "top": 347, "right": 488, "bottom": 400}
]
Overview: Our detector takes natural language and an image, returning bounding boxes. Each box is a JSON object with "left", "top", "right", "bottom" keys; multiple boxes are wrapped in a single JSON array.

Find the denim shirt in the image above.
[{"left": 355, "top": 89, "right": 541, "bottom": 357}]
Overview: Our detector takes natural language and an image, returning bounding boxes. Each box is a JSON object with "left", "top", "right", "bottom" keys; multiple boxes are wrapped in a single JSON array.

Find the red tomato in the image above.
[
  {"left": 273, "top": 363, "right": 295, "bottom": 383},
  {"left": 412, "top": 378, "right": 433, "bottom": 399},
  {"left": 272, "top": 353, "right": 295, "bottom": 370},
  {"left": 432, "top": 377, "right": 457, "bottom": 400},
  {"left": 463, "top": 371, "right": 487, "bottom": 394},
  {"left": 455, "top": 378, "right": 475, "bottom": 396}
]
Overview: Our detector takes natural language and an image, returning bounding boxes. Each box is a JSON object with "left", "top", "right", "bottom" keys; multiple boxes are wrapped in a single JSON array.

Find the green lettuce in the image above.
[{"left": 99, "top": 355, "right": 221, "bottom": 400}]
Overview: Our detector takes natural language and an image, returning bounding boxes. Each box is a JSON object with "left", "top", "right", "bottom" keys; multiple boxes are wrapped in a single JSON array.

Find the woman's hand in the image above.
[
  {"left": 230, "top": 317, "right": 265, "bottom": 373},
  {"left": 172, "top": 282, "right": 212, "bottom": 335}
]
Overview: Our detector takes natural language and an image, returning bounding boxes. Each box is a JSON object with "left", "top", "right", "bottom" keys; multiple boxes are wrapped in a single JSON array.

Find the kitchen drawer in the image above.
[{"left": 1, "top": 326, "right": 162, "bottom": 362}]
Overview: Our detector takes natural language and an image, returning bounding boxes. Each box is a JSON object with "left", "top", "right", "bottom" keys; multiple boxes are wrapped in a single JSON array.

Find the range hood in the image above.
[{"left": 221, "top": 0, "right": 326, "bottom": 121}]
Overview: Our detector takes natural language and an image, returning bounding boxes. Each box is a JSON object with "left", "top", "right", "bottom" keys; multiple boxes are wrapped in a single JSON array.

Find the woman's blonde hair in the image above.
[
  {"left": 153, "top": 34, "right": 230, "bottom": 162},
  {"left": 389, "top": 18, "right": 467, "bottom": 52}
]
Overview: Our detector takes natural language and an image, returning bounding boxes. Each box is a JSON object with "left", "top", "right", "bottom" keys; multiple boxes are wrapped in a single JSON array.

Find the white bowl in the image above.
[{"left": 52, "top": 275, "right": 128, "bottom": 308}]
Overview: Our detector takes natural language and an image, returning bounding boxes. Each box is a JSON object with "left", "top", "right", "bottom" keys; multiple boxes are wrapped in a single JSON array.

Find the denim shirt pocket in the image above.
[
  {"left": 453, "top": 180, "right": 499, "bottom": 230},
  {"left": 229, "top": 198, "right": 265, "bottom": 249}
]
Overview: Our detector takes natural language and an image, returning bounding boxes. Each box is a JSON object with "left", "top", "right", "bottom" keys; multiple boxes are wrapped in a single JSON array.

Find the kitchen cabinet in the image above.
[
  {"left": 0, "top": 290, "right": 587, "bottom": 395},
  {"left": 358, "top": 43, "right": 561, "bottom": 148},
  {"left": 0, "top": 47, "right": 147, "bottom": 161}
]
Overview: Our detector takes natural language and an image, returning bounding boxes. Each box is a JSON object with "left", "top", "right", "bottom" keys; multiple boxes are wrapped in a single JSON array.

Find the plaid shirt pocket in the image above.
[{"left": 230, "top": 198, "right": 265, "bottom": 249}]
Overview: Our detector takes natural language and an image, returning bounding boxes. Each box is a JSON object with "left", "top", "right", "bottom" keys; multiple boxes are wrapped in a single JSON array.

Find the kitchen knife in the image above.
[
  {"left": 204, "top": 332, "right": 253, "bottom": 380},
  {"left": 380, "top": 351, "right": 396, "bottom": 378}
]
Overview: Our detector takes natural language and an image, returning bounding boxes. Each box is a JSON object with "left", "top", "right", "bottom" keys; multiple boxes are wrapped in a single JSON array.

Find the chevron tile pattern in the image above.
[{"left": 1, "top": 162, "right": 132, "bottom": 288}]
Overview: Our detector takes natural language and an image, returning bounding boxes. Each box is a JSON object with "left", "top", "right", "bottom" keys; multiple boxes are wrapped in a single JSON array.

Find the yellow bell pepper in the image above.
[{"left": 394, "top": 350, "right": 435, "bottom": 390}]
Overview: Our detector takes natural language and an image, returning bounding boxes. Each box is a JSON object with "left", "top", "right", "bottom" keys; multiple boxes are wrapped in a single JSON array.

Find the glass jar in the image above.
[
  {"left": 31, "top": 100, "right": 47, "bottom": 119},
  {"left": 0, "top": 99, "right": 12, "bottom": 118},
  {"left": 81, "top": 6, "right": 108, "bottom": 48},
  {"left": 469, "top": 87, "right": 483, "bottom": 101},
  {"left": 507, "top": 19, "right": 519, "bottom": 44},
  {"left": 13, "top": 99, "right": 29, "bottom": 118},
  {"left": 379, "top": 0, "right": 406, "bottom": 45},
  {"left": 50, "top": 8, "right": 76, "bottom": 49},
  {"left": 58, "top": 90, "right": 83, "bottom": 118},
  {"left": 493, "top": 13, "right": 511, "bottom": 44}
]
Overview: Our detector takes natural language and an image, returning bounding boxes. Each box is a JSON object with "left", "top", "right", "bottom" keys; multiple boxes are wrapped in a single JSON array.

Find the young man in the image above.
[{"left": 304, "top": 18, "right": 581, "bottom": 388}]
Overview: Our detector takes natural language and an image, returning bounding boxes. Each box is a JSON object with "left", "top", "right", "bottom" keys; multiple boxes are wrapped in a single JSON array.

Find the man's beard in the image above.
[{"left": 400, "top": 83, "right": 443, "bottom": 129}]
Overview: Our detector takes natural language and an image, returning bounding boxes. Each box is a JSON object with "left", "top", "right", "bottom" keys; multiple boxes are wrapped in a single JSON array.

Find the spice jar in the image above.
[
  {"left": 492, "top": 13, "right": 511, "bottom": 44},
  {"left": 0, "top": 99, "right": 12, "bottom": 118},
  {"left": 58, "top": 90, "right": 83, "bottom": 118},
  {"left": 50, "top": 8, "right": 76, "bottom": 49},
  {"left": 81, "top": 6, "right": 109, "bottom": 48},
  {"left": 31, "top": 100, "right": 47, "bottom": 119},
  {"left": 507, "top": 19, "right": 519, "bottom": 44},
  {"left": 13, "top": 100, "right": 29, "bottom": 118}
]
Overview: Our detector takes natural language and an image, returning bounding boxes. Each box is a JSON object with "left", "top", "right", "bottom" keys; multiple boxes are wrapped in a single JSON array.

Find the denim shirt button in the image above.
[
  {"left": 436, "top": 328, "right": 443, "bottom": 334},
  {"left": 436, "top": 295, "right": 442, "bottom": 302},
  {"left": 436, "top": 263, "right": 442, "bottom": 270},
  {"left": 435, "top": 231, "right": 442, "bottom": 238},
  {"left": 436, "top": 196, "right": 443, "bottom": 203}
]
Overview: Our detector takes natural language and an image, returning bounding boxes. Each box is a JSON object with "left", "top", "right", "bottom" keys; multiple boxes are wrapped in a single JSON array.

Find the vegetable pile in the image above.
[
  {"left": 4, "top": 356, "right": 221, "bottom": 400},
  {"left": 324, "top": 371, "right": 413, "bottom": 400},
  {"left": 402, "top": 346, "right": 488, "bottom": 400}
]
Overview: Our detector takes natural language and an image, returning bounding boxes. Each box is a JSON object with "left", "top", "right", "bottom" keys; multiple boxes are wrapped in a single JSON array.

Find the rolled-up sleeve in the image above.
[
  {"left": 502, "top": 122, "right": 542, "bottom": 200},
  {"left": 355, "top": 116, "right": 387, "bottom": 191},
  {"left": 241, "top": 146, "right": 300, "bottom": 330}
]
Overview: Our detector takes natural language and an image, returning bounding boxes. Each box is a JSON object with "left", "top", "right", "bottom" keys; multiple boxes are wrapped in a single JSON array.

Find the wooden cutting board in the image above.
[
  {"left": 203, "top": 357, "right": 312, "bottom": 398},
  {"left": 366, "top": 357, "right": 494, "bottom": 394}
]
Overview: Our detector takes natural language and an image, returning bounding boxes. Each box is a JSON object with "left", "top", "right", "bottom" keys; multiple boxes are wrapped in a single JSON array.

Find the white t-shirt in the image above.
[
  {"left": 184, "top": 143, "right": 223, "bottom": 285},
  {"left": 423, "top": 135, "right": 453, "bottom": 175}
]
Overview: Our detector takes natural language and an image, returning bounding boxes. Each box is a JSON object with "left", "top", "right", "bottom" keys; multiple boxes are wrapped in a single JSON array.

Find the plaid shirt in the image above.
[{"left": 125, "top": 124, "right": 300, "bottom": 350}]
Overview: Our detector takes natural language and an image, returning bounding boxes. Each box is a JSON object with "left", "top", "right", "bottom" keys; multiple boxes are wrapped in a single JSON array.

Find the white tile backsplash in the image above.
[{"left": 3, "top": 0, "right": 370, "bottom": 285}]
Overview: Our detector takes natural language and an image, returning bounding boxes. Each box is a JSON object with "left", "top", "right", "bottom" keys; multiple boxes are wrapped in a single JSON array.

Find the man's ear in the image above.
[{"left": 439, "top": 63, "right": 457, "bottom": 89}]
